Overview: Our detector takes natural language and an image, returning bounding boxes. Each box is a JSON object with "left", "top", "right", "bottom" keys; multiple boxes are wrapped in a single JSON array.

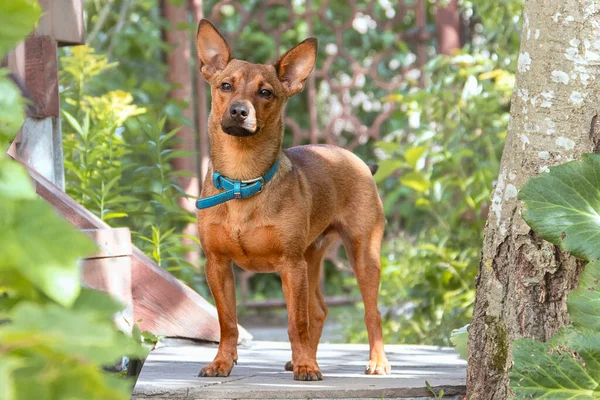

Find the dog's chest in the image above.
[{"left": 201, "top": 210, "right": 286, "bottom": 272}]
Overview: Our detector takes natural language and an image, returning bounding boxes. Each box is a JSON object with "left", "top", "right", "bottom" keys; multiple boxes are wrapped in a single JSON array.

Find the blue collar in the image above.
[{"left": 196, "top": 159, "right": 280, "bottom": 210}]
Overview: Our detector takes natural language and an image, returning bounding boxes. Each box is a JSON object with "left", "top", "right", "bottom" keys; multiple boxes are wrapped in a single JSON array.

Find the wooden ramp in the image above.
[{"left": 132, "top": 339, "right": 466, "bottom": 399}]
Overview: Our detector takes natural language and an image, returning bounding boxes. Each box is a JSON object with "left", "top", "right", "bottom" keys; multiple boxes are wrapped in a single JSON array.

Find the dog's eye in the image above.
[
  {"left": 259, "top": 89, "right": 272, "bottom": 98},
  {"left": 220, "top": 82, "right": 232, "bottom": 92}
]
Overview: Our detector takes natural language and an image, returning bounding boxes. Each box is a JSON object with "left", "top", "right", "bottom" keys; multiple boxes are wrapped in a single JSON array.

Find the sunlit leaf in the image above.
[
  {"left": 401, "top": 171, "right": 431, "bottom": 192},
  {"left": 519, "top": 154, "right": 600, "bottom": 261},
  {"left": 374, "top": 159, "right": 403, "bottom": 183},
  {"left": 405, "top": 146, "right": 427, "bottom": 169}
]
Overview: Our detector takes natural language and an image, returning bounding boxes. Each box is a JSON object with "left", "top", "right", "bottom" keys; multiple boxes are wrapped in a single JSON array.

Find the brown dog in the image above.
[{"left": 195, "top": 19, "right": 390, "bottom": 381}]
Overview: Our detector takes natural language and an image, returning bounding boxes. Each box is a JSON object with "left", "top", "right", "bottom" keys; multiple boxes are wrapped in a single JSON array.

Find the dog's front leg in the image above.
[
  {"left": 280, "top": 260, "right": 323, "bottom": 381},
  {"left": 199, "top": 255, "right": 238, "bottom": 377}
]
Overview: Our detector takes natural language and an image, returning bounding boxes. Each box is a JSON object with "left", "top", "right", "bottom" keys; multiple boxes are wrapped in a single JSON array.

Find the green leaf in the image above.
[
  {"left": 519, "top": 154, "right": 600, "bottom": 262},
  {"left": 568, "top": 260, "right": 600, "bottom": 330},
  {"left": 61, "top": 110, "right": 84, "bottom": 135},
  {"left": 0, "top": 198, "right": 96, "bottom": 306},
  {"left": 401, "top": 171, "right": 431, "bottom": 192},
  {"left": 374, "top": 159, "right": 403, "bottom": 183},
  {"left": 405, "top": 146, "right": 427, "bottom": 169},
  {"left": 510, "top": 327, "right": 600, "bottom": 399},
  {"left": 450, "top": 324, "right": 468, "bottom": 361},
  {"left": 103, "top": 211, "right": 128, "bottom": 220},
  {"left": 0, "top": 0, "right": 41, "bottom": 59}
]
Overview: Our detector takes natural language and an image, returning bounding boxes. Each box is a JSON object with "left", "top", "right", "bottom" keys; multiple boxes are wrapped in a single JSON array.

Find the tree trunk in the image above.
[
  {"left": 190, "top": 0, "right": 209, "bottom": 183},
  {"left": 467, "top": 1, "right": 600, "bottom": 398},
  {"left": 161, "top": 0, "right": 200, "bottom": 265}
]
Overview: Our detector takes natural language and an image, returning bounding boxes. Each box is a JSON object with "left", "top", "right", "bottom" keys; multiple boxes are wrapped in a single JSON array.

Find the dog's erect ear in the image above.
[
  {"left": 273, "top": 38, "right": 318, "bottom": 96},
  {"left": 196, "top": 19, "right": 234, "bottom": 81}
]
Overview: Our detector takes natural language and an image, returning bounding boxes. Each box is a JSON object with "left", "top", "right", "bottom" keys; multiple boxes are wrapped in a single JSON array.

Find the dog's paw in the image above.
[
  {"left": 365, "top": 357, "right": 391, "bottom": 375},
  {"left": 293, "top": 359, "right": 323, "bottom": 381},
  {"left": 284, "top": 360, "right": 294, "bottom": 371},
  {"left": 198, "top": 358, "right": 235, "bottom": 378}
]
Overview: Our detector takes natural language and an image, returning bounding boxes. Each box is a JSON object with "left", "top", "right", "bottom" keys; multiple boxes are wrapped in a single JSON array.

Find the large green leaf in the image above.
[
  {"left": 569, "top": 260, "right": 600, "bottom": 330},
  {"left": 519, "top": 154, "right": 600, "bottom": 262},
  {"left": 0, "top": 0, "right": 41, "bottom": 59},
  {"left": 0, "top": 198, "right": 97, "bottom": 306},
  {"left": 510, "top": 327, "right": 600, "bottom": 399}
]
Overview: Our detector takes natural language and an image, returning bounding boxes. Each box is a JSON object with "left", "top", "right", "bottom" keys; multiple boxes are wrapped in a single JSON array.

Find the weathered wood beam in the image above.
[{"left": 37, "top": 0, "right": 85, "bottom": 46}]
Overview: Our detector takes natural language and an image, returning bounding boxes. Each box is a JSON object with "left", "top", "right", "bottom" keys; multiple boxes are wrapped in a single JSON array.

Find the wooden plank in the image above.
[
  {"left": 82, "top": 228, "right": 132, "bottom": 259},
  {"left": 24, "top": 35, "right": 59, "bottom": 118},
  {"left": 8, "top": 156, "right": 251, "bottom": 343},
  {"left": 37, "top": 0, "right": 85, "bottom": 45}
]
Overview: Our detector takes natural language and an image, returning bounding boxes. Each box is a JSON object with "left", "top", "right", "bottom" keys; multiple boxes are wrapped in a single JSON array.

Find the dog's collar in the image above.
[{"left": 196, "top": 159, "right": 280, "bottom": 210}]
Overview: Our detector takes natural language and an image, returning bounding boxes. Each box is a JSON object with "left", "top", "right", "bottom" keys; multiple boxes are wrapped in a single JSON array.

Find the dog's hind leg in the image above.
[
  {"left": 284, "top": 231, "right": 337, "bottom": 372},
  {"left": 341, "top": 221, "right": 391, "bottom": 375}
]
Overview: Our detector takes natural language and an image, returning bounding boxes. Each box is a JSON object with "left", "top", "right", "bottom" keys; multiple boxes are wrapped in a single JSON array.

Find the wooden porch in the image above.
[{"left": 132, "top": 339, "right": 466, "bottom": 399}]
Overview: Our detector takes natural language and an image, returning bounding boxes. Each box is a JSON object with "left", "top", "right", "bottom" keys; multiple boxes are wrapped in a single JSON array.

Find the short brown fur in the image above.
[{"left": 195, "top": 19, "right": 390, "bottom": 381}]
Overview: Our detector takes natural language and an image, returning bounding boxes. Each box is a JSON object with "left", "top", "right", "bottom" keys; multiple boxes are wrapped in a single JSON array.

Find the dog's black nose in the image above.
[{"left": 230, "top": 103, "right": 249, "bottom": 121}]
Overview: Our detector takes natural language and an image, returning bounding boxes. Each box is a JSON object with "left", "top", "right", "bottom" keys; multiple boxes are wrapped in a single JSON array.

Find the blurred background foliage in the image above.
[{"left": 59, "top": 0, "right": 523, "bottom": 346}]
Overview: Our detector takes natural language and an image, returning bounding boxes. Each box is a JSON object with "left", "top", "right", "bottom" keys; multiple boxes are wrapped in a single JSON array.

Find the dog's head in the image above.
[{"left": 196, "top": 19, "right": 317, "bottom": 138}]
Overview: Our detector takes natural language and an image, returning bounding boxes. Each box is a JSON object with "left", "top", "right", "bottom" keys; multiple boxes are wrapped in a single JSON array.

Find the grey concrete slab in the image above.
[{"left": 132, "top": 340, "right": 466, "bottom": 399}]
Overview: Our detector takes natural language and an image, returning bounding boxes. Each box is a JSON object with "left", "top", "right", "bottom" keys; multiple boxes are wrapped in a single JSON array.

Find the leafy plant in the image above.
[
  {"left": 510, "top": 154, "right": 600, "bottom": 398},
  {"left": 344, "top": 0, "right": 524, "bottom": 347},
  {"left": 59, "top": 46, "right": 203, "bottom": 292},
  {"left": 426, "top": 380, "right": 445, "bottom": 399},
  {"left": 0, "top": 1, "right": 147, "bottom": 399},
  {"left": 356, "top": 49, "right": 513, "bottom": 346}
]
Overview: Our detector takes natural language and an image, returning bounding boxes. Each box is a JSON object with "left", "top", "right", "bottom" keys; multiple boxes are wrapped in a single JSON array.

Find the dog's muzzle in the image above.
[{"left": 222, "top": 101, "right": 258, "bottom": 137}]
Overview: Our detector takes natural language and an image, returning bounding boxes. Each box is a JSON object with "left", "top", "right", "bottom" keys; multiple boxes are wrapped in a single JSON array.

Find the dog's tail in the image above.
[{"left": 367, "top": 163, "right": 379, "bottom": 176}]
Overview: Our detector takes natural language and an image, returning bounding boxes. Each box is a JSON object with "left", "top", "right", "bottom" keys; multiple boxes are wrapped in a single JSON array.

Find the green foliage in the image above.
[
  {"left": 364, "top": 50, "right": 513, "bottom": 346},
  {"left": 0, "top": 1, "right": 147, "bottom": 399},
  {"left": 519, "top": 154, "right": 600, "bottom": 261},
  {"left": 511, "top": 155, "right": 600, "bottom": 398},
  {"left": 426, "top": 380, "right": 445, "bottom": 399},
  {"left": 0, "top": 0, "right": 41, "bottom": 59},
  {"left": 59, "top": 46, "right": 202, "bottom": 291}
]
